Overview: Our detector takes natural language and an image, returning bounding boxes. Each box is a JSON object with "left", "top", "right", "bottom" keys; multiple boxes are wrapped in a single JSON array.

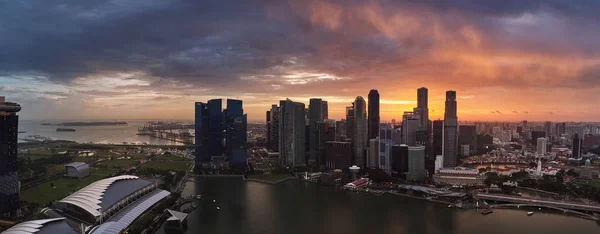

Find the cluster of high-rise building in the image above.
[
  {"left": 0, "top": 96, "right": 21, "bottom": 216},
  {"left": 264, "top": 88, "right": 462, "bottom": 181},
  {"left": 194, "top": 99, "right": 247, "bottom": 168}
]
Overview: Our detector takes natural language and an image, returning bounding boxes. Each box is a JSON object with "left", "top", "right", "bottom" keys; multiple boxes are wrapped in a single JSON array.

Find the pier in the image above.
[{"left": 137, "top": 122, "right": 194, "bottom": 145}]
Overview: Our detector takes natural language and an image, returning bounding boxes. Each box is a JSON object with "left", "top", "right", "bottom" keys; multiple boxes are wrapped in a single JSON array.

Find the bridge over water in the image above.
[{"left": 475, "top": 193, "right": 600, "bottom": 214}]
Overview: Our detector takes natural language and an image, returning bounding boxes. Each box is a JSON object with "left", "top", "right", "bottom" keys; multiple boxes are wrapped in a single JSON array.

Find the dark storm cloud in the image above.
[
  {"left": 1, "top": 0, "right": 600, "bottom": 93},
  {"left": 512, "top": 111, "right": 519, "bottom": 114}
]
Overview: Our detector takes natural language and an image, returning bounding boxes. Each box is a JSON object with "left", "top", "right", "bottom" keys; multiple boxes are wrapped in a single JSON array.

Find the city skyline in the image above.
[{"left": 1, "top": 1, "right": 600, "bottom": 122}]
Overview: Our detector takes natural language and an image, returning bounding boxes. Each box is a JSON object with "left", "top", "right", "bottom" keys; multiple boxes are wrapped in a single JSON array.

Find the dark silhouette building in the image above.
[
  {"left": 432, "top": 120, "right": 444, "bottom": 157},
  {"left": 325, "top": 141, "right": 353, "bottom": 169},
  {"left": 417, "top": 87, "right": 429, "bottom": 129},
  {"left": 556, "top": 122, "right": 566, "bottom": 136},
  {"left": 572, "top": 134, "right": 582, "bottom": 159},
  {"left": 391, "top": 145, "right": 409, "bottom": 179},
  {"left": 443, "top": 91, "right": 458, "bottom": 167},
  {"left": 225, "top": 99, "right": 247, "bottom": 167},
  {"left": 477, "top": 134, "right": 494, "bottom": 152},
  {"left": 317, "top": 122, "right": 336, "bottom": 167},
  {"left": 266, "top": 105, "right": 280, "bottom": 152},
  {"left": 458, "top": 125, "right": 477, "bottom": 155},
  {"left": 531, "top": 131, "right": 546, "bottom": 146},
  {"left": 0, "top": 96, "right": 21, "bottom": 216},
  {"left": 309, "top": 98, "right": 324, "bottom": 165},
  {"left": 279, "top": 99, "right": 306, "bottom": 167},
  {"left": 368, "top": 89, "right": 380, "bottom": 142},
  {"left": 322, "top": 101, "right": 328, "bottom": 120},
  {"left": 345, "top": 105, "right": 354, "bottom": 139}
]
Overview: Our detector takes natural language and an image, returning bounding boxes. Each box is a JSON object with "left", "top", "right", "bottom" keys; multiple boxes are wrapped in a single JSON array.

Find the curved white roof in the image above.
[
  {"left": 1, "top": 218, "right": 64, "bottom": 234},
  {"left": 58, "top": 175, "right": 139, "bottom": 217}
]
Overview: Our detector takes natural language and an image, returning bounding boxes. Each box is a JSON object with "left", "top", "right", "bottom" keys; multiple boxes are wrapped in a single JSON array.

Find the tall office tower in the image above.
[
  {"left": 279, "top": 99, "right": 306, "bottom": 167},
  {"left": 353, "top": 97, "right": 367, "bottom": 168},
  {"left": 531, "top": 131, "right": 546, "bottom": 146},
  {"left": 0, "top": 97, "right": 21, "bottom": 216},
  {"left": 432, "top": 120, "right": 444, "bottom": 157},
  {"left": 556, "top": 122, "right": 566, "bottom": 136},
  {"left": 417, "top": 87, "right": 429, "bottom": 129},
  {"left": 368, "top": 137, "right": 380, "bottom": 168},
  {"left": 402, "top": 111, "right": 420, "bottom": 146},
  {"left": 322, "top": 101, "right": 329, "bottom": 120},
  {"left": 266, "top": 110, "right": 271, "bottom": 149},
  {"left": 345, "top": 105, "right": 354, "bottom": 139},
  {"left": 308, "top": 98, "right": 324, "bottom": 165},
  {"left": 544, "top": 121, "right": 552, "bottom": 138},
  {"left": 225, "top": 99, "right": 247, "bottom": 167},
  {"left": 335, "top": 120, "right": 346, "bottom": 141},
  {"left": 317, "top": 121, "right": 336, "bottom": 168},
  {"left": 458, "top": 125, "right": 477, "bottom": 155},
  {"left": 572, "top": 134, "right": 582, "bottom": 159},
  {"left": 391, "top": 145, "right": 409, "bottom": 178},
  {"left": 267, "top": 105, "right": 280, "bottom": 152},
  {"left": 443, "top": 90, "right": 458, "bottom": 168},
  {"left": 195, "top": 102, "right": 209, "bottom": 165},
  {"left": 536, "top": 137, "right": 548, "bottom": 156},
  {"left": 207, "top": 99, "right": 224, "bottom": 158},
  {"left": 368, "top": 89, "right": 380, "bottom": 141},
  {"left": 379, "top": 124, "right": 395, "bottom": 172},
  {"left": 407, "top": 146, "right": 426, "bottom": 181}
]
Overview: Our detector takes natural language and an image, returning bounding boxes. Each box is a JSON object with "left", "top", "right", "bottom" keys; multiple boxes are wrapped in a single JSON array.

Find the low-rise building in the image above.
[
  {"left": 64, "top": 162, "right": 90, "bottom": 178},
  {"left": 433, "top": 167, "right": 485, "bottom": 186}
]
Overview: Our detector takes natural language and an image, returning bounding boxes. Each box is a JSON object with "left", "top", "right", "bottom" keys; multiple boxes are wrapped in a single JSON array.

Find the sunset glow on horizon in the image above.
[{"left": 2, "top": 0, "right": 600, "bottom": 122}]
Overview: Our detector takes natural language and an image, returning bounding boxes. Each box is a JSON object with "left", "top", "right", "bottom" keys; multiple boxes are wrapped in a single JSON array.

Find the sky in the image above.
[{"left": 1, "top": 0, "right": 600, "bottom": 122}]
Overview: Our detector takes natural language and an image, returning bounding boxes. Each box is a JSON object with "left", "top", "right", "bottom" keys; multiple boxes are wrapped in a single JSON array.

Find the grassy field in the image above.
[
  {"left": 20, "top": 168, "right": 115, "bottom": 205},
  {"left": 142, "top": 160, "right": 191, "bottom": 172},
  {"left": 97, "top": 159, "right": 140, "bottom": 169},
  {"left": 247, "top": 173, "right": 294, "bottom": 182},
  {"left": 575, "top": 179, "right": 600, "bottom": 189},
  {"left": 159, "top": 154, "right": 189, "bottom": 161}
]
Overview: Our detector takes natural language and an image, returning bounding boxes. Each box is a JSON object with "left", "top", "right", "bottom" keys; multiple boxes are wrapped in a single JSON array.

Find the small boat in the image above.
[
  {"left": 447, "top": 205, "right": 453, "bottom": 208},
  {"left": 216, "top": 207, "right": 220, "bottom": 210},
  {"left": 213, "top": 200, "right": 216, "bottom": 203},
  {"left": 538, "top": 208, "right": 541, "bottom": 211},
  {"left": 527, "top": 212, "right": 534, "bottom": 216},
  {"left": 481, "top": 209, "right": 493, "bottom": 215},
  {"left": 196, "top": 195, "right": 202, "bottom": 199}
]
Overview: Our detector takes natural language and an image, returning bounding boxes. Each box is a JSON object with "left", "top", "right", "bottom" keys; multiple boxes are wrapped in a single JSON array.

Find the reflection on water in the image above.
[
  {"left": 17, "top": 120, "right": 191, "bottom": 145},
  {"left": 156, "top": 177, "right": 600, "bottom": 234}
]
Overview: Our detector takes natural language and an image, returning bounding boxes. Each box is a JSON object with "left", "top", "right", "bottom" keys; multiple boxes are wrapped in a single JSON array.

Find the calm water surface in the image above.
[
  {"left": 17, "top": 120, "right": 192, "bottom": 145},
  {"left": 157, "top": 177, "right": 600, "bottom": 234}
]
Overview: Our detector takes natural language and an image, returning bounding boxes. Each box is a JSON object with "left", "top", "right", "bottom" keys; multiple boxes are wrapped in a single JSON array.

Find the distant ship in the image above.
[
  {"left": 18, "top": 131, "right": 26, "bottom": 133},
  {"left": 57, "top": 128, "right": 76, "bottom": 132}
]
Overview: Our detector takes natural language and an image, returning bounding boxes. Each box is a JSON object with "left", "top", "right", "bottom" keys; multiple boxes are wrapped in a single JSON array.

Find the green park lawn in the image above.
[
  {"left": 97, "top": 159, "right": 140, "bottom": 169},
  {"left": 142, "top": 160, "right": 191, "bottom": 172},
  {"left": 20, "top": 168, "right": 115, "bottom": 206}
]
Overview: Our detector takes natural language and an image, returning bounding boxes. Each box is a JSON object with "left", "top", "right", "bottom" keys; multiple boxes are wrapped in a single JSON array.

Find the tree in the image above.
[
  {"left": 529, "top": 162, "right": 537, "bottom": 168},
  {"left": 484, "top": 172, "right": 501, "bottom": 186},
  {"left": 478, "top": 168, "right": 487, "bottom": 174},
  {"left": 566, "top": 169, "right": 579, "bottom": 177}
]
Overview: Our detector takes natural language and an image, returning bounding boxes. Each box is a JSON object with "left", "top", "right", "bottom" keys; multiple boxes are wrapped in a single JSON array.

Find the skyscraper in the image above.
[
  {"left": 402, "top": 111, "right": 420, "bottom": 146},
  {"left": 207, "top": 99, "right": 224, "bottom": 158},
  {"left": 458, "top": 125, "right": 477, "bottom": 155},
  {"left": 345, "top": 105, "right": 354, "bottom": 139},
  {"left": 322, "top": 101, "right": 329, "bottom": 120},
  {"left": 195, "top": 102, "right": 209, "bottom": 164},
  {"left": 544, "top": 121, "right": 552, "bottom": 138},
  {"left": 317, "top": 121, "right": 335, "bottom": 167},
  {"left": 267, "top": 105, "right": 280, "bottom": 152},
  {"left": 0, "top": 96, "right": 21, "bottom": 215},
  {"left": 531, "top": 131, "right": 546, "bottom": 146},
  {"left": 417, "top": 87, "right": 429, "bottom": 129},
  {"left": 537, "top": 137, "right": 547, "bottom": 156},
  {"left": 572, "top": 134, "right": 582, "bottom": 159},
  {"left": 225, "top": 99, "right": 247, "bottom": 167},
  {"left": 556, "top": 122, "right": 566, "bottom": 136},
  {"left": 368, "top": 137, "right": 379, "bottom": 168},
  {"left": 308, "top": 98, "right": 324, "bottom": 165},
  {"left": 432, "top": 120, "right": 444, "bottom": 157},
  {"left": 407, "top": 146, "right": 426, "bottom": 181},
  {"left": 279, "top": 99, "right": 306, "bottom": 167},
  {"left": 368, "top": 89, "right": 380, "bottom": 141},
  {"left": 379, "top": 124, "right": 395, "bottom": 172},
  {"left": 353, "top": 96, "right": 367, "bottom": 168},
  {"left": 443, "top": 91, "right": 458, "bottom": 168},
  {"left": 391, "top": 145, "right": 409, "bottom": 178}
]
